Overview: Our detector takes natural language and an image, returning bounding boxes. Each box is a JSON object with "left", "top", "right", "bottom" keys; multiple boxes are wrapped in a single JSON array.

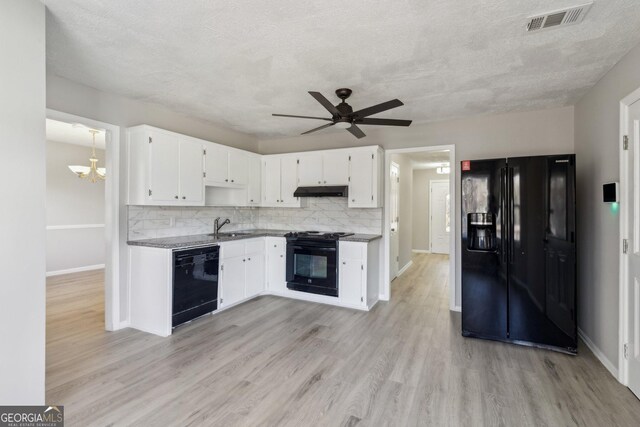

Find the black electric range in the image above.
[{"left": 284, "top": 231, "right": 354, "bottom": 297}]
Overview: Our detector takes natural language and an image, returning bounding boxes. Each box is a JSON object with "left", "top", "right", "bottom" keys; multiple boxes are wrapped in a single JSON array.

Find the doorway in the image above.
[
  {"left": 46, "top": 110, "right": 121, "bottom": 331},
  {"left": 620, "top": 88, "right": 640, "bottom": 398},
  {"left": 383, "top": 145, "right": 456, "bottom": 311},
  {"left": 430, "top": 179, "right": 451, "bottom": 254}
]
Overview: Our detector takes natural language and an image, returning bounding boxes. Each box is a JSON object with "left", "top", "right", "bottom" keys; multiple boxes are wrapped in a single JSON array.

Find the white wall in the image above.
[
  {"left": 391, "top": 154, "right": 414, "bottom": 270},
  {"left": 0, "top": 0, "right": 46, "bottom": 405},
  {"left": 260, "top": 106, "right": 575, "bottom": 306},
  {"left": 413, "top": 168, "right": 449, "bottom": 251},
  {"left": 46, "top": 141, "right": 106, "bottom": 274},
  {"left": 46, "top": 75, "right": 259, "bottom": 324},
  {"left": 574, "top": 42, "right": 640, "bottom": 371}
]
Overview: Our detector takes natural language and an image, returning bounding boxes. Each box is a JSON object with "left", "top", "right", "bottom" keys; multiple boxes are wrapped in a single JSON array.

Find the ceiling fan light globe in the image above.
[{"left": 334, "top": 121, "right": 351, "bottom": 129}]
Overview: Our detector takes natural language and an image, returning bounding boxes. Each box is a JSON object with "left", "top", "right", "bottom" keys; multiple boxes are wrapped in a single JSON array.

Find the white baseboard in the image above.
[
  {"left": 397, "top": 260, "right": 413, "bottom": 277},
  {"left": 578, "top": 327, "right": 618, "bottom": 379},
  {"left": 450, "top": 305, "right": 461, "bottom": 312},
  {"left": 412, "top": 249, "right": 431, "bottom": 254},
  {"left": 46, "top": 264, "right": 105, "bottom": 277}
]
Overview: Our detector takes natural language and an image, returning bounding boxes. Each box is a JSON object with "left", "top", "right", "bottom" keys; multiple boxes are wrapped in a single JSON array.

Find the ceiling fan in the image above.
[{"left": 272, "top": 88, "right": 412, "bottom": 139}]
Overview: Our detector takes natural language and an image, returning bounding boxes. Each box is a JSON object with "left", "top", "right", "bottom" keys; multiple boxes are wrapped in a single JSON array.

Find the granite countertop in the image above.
[
  {"left": 340, "top": 234, "right": 382, "bottom": 243},
  {"left": 127, "top": 230, "right": 382, "bottom": 249}
]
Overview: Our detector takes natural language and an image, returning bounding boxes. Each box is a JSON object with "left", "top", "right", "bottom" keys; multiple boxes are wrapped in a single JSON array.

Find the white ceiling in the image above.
[
  {"left": 46, "top": 1, "right": 640, "bottom": 139},
  {"left": 408, "top": 150, "right": 451, "bottom": 170},
  {"left": 46, "top": 119, "right": 106, "bottom": 149}
]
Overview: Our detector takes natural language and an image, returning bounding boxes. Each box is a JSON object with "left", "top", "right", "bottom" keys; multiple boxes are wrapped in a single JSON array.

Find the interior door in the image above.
[
  {"left": 149, "top": 132, "right": 180, "bottom": 202},
  {"left": 430, "top": 180, "right": 451, "bottom": 254},
  {"left": 389, "top": 162, "right": 400, "bottom": 279},
  {"left": 297, "top": 154, "right": 323, "bottom": 186},
  {"left": 627, "top": 99, "right": 640, "bottom": 398},
  {"left": 178, "top": 140, "right": 204, "bottom": 203},
  {"left": 323, "top": 151, "right": 350, "bottom": 185}
]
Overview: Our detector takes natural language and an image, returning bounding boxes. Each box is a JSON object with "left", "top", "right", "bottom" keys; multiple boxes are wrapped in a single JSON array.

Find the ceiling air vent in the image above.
[{"left": 526, "top": 2, "right": 593, "bottom": 32}]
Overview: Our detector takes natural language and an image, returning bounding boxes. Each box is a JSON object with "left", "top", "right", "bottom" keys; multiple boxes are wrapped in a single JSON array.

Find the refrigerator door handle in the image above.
[
  {"left": 501, "top": 167, "right": 507, "bottom": 264},
  {"left": 507, "top": 166, "right": 514, "bottom": 264}
]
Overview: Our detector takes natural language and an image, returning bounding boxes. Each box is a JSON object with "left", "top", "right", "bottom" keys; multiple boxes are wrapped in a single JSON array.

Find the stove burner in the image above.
[{"left": 284, "top": 231, "right": 355, "bottom": 240}]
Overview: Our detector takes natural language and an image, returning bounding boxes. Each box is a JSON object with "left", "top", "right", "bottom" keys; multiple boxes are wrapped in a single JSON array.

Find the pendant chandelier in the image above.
[{"left": 68, "top": 129, "right": 106, "bottom": 183}]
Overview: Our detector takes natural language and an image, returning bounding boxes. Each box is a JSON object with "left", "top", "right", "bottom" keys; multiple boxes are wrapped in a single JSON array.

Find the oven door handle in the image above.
[{"left": 289, "top": 245, "right": 337, "bottom": 251}]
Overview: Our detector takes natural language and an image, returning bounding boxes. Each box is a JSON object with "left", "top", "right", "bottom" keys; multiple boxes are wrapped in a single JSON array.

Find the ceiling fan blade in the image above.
[
  {"left": 301, "top": 122, "right": 335, "bottom": 135},
  {"left": 356, "top": 118, "right": 412, "bottom": 126},
  {"left": 308, "top": 92, "right": 340, "bottom": 116},
  {"left": 352, "top": 99, "right": 404, "bottom": 118},
  {"left": 272, "top": 113, "right": 332, "bottom": 121},
  {"left": 346, "top": 124, "right": 366, "bottom": 139}
]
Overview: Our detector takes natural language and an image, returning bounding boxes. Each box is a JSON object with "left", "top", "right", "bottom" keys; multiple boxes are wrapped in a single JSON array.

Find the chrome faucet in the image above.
[{"left": 213, "top": 217, "right": 230, "bottom": 236}]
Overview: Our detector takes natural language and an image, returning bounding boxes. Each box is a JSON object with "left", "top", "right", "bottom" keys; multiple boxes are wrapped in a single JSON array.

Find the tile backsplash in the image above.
[{"left": 128, "top": 198, "right": 382, "bottom": 240}]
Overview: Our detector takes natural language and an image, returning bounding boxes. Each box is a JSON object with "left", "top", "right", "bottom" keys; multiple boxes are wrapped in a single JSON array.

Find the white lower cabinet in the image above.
[
  {"left": 265, "top": 237, "right": 287, "bottom": 293},
  {"left": 338, "top": 240, "right": 381, "bottom": 309},
  {"left": 220, "top": 255, "right": 246, "bottom": 307},
  {"left": 219, "top": 239, "right": 265, "bottom": 308},
  {"left": 127, "top": 236, "right": 381, "bottom": 337}
]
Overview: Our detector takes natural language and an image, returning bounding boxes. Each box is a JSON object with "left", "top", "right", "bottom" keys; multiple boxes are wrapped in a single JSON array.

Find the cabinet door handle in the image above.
[
  {"left": 324, "top": 181, "right": 326, "bottom": 184},
  {"left": 352, "top": 199, "right": 355, "bottom": 202},
  {"left": 280, "top": 255, "right": 283, "bottom": 258},
  {"left": 225, "top": 179, "right": 228, "bottom": 182},
  {"left": 250, "top": 199, "right": 254, "bottom": 202},
  {"left": 182, "top": 196, "right": 186, "bottom": 199},
  {"left": 175, "top": 195, "right": 179, "bottom": 199},
  {"left": 231, "top": 179, "right": 234, "bottom": 182},
  {"left": 343, "top": 261, "right": 346, "bottom": 265},
  {"left": 318, "top": 181, "right": 321, "bottom": 184},
  {"left": 248, "top": 257, "right": 251, "bottom": 261},
  {"left": 243, "top": 259, "right": 246, "bottom": 262}
]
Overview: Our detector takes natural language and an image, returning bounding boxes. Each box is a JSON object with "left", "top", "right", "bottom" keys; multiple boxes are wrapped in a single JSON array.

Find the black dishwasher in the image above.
[{"left": 173, "top": 246, "right": 219, "bottom": 328}]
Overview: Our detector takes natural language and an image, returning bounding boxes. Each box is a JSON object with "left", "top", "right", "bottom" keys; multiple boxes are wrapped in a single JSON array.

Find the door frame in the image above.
[
  {"left": 429, "top": 179, "right": 450, "bottom": 255},
  {"left": 382, "top": 145, "right": 457, "bottom": 311},
  {"left": 389, "top": 161, "right": 400, "bottom": 279},
  {"left": 46, "top": 109, "right": 121, "bottom": 331},
  {"left": 619, "top": 86, "right": 640, "bottom": 385}
]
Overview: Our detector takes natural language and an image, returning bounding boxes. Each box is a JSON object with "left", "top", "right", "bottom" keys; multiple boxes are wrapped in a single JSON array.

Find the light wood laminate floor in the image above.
[{"left": 47, "top": 255, "right": 640, "bottom": 426}]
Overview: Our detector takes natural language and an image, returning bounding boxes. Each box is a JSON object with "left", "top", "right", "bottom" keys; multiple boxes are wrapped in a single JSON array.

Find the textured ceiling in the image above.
[
  {"left": 46, "top": 119, "right": 106, "bottom": 149},
  {"left": 46, "top": 0, "right": 640, "bottom": 139}
]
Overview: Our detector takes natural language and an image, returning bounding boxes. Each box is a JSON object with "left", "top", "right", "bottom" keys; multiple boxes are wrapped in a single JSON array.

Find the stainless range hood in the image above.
[{"left": 293, "top": 186, "right": 349, "bottom": 197}]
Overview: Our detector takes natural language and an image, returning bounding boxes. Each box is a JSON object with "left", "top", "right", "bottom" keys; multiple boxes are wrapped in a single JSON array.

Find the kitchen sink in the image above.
[{"left": 209, "top": 232, "right": 253, "bottom": 238}]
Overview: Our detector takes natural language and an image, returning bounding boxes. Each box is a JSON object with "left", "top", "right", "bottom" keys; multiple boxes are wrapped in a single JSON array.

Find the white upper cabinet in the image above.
[
  {"left": 204, "top": 144, "right": 248, "bottom": 186},
  {"left": 247, "top": 155, "right": 262, "bottom": 206},
  {"left": 349, "top": 147, "right": 383, "bottom": 208},
  {"left": 228, "top": 150, "right": 248, "bottom": 185},
  {"left": 148, "top": 131, "right": 180, "bottom": 203},
  {"left": 178, "top": 140, "right": 205, "bottom": 203},
  {"left": 280, "top": 156, "right": 300, "bottom": 206},
  {"left": 322, "top": 151, "right": 350, "bottom": 185},
  {"left": 127, "top": 126, "right": 204, "bottom": 206},
  {"left": 297, "top": 151, "right": 350, "bottom": 187},
  {"left": 204, "top": 144, "right": 229, "bottom": 185},
  {"left": 263, "top": 156, "right": 281, "bottom": 206},
  {"left": 297, "top": 153, "right": 324, "bottom": 186},
  {"left": 262, "top": 155, "right": 303, "bottom": 207}
]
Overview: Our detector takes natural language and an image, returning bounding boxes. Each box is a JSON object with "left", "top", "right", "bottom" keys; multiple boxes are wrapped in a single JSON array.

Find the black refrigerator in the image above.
[{"left": 461, "top": 155, "right": 577, "bottom": 354}]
